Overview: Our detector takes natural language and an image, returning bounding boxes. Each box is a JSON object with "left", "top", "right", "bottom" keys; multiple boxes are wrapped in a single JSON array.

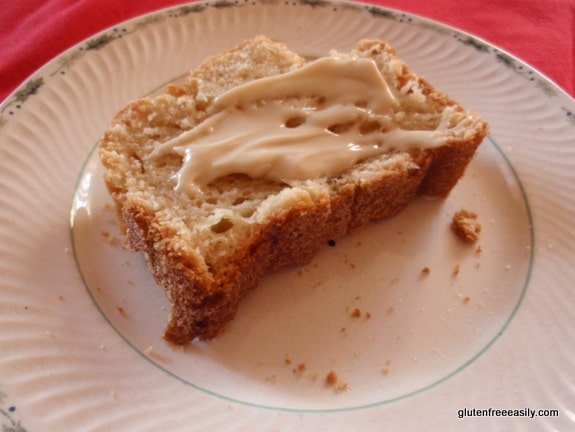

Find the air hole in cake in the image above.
[
  {"left": 239, "top": 207, "right": 256, "bottom": 218},
  {"left": 327, "top": 121, "right": 354, "bottom": 134},
  {"left": 284, "top": 116, "right": 306, "bottom": 128},
  {"left": 210, "top": 217, "right": 234, "bottom": 233},
  {"left": 359, "top": 120, "right": 381, "bottom": 135},
  {"left": 315, "top": 95, "right": 327, "bottom": 105}
]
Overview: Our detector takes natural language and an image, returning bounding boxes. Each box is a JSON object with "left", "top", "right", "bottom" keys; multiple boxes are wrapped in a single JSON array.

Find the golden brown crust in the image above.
[
  {"left": 418, "top": 136, "right": 487, "bottom": 197},
  {"left": 100, "top": 36, "right": 488, "bottom": 344}
]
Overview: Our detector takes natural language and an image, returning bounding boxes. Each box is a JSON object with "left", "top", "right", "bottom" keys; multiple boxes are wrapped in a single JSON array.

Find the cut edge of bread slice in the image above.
[{"left": 99, "top": 35, "right": 488, "bottom": 343}]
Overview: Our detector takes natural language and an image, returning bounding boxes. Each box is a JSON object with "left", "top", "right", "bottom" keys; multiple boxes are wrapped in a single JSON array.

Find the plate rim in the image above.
[{"left": 0, "top": 0, "right": 572, "bottom": 429}]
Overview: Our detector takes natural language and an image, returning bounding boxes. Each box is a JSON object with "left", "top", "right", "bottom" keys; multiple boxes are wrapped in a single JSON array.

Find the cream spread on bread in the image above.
[{"left": 150, "top": 55, "right": 468, "bottom": 196}]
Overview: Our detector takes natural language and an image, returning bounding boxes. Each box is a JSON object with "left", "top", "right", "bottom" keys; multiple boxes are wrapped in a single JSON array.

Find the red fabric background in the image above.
[{"left": 1, "top": 0, "right": 573, "bottom": 102}]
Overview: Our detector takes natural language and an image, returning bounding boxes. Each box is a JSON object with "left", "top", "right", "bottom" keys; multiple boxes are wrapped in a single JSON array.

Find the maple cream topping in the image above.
[{"left": 150, "top": 55, "right": 459, "bottom": 196}]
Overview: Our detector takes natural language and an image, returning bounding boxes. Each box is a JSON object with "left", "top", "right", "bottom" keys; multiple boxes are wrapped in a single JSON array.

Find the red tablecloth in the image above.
[{"left": 1, "top": 0, "right": 573, "bottom": 102}]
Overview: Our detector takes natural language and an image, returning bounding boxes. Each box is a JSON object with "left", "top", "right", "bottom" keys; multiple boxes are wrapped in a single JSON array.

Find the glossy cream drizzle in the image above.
[{"left": 150, "top": 55, "right": 451, "bottom": 196}]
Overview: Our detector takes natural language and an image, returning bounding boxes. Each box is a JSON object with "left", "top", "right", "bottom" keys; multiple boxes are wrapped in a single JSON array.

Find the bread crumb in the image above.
[
  {"left": 462, "top": 296, "right": 471, "bottom": 304},
  {"left": 451, "top": 209, "right": 481, "bottom": 243},
  {"left": 116, "top": 306, "right": 127, "bottom": 315},
  {"left": 475, "top": 244, "right": 483, "bottom": 254},
  {"left": 293, "top": 363, "right": 306, "bottom": 373},
  {"left": 144, "top": 345, "right": 154, "bottom": 356},
  {"left": 58, "top": 295, "right": 65, "bottom": 302},
  {"left": 325, "top": 371, "right": 348, "bottom": 391},
  {"left": 421, "top": 266, "right": 430, "bottom": 275},
  {"left": 284, "top": 356, "right": 292, "bottom": 365},
  {"left": 101, "top": 230, "right": 120, "bottom": 246},
  {"left": 453, "top": 264, "right": 460, "bottom": 276},
  {"left": 382, "top": 367, "right": 390, "bottom": 375},
  {"left": 326, "top": 370, "right": 338, "bottom": 385},
  {"left": 351, "top": 308, "right": 362, "bottom": 318}
]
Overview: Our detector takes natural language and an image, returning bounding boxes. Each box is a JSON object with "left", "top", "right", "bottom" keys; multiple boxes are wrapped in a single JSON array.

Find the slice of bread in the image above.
[{"left": 99, "top": 35, "right": 487, "bottom": 344}]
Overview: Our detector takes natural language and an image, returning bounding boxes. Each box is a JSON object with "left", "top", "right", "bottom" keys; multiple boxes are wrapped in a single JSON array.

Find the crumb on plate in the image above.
[
  {"left": 325, "top": 370, "right": 348, "bottom": 392},
  {"left": 451, "top": 209, "right": 481, "bottom": 243},
  {"left": 293, "top": 363, "right": 306, "bottom": 373}
]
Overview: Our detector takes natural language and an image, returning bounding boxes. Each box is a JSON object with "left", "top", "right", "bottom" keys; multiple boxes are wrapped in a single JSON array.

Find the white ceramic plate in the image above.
[{"left": 1, "top": 1, "right": 573, "bottom": 430}]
